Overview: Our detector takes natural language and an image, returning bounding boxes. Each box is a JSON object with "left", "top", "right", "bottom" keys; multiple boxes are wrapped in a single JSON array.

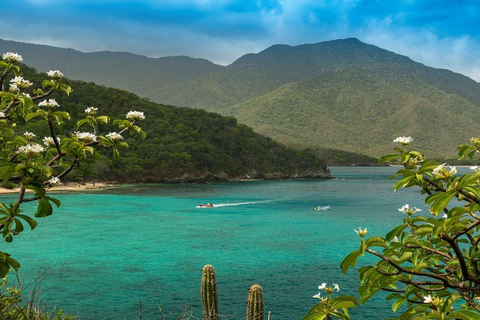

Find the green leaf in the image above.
[
  {"left": 35, "top": 198, "right": 53, "bottom": 218},
  {"left": 0, "top": 166, "right": 12, "bottom": 182},
  {"left": 16, "top": 214, "right": 38, "bottom": 230},
  {"left": 366, "top": 236, "right": 388, "bottom": 248},
  {"left": 25, "top": 111, "right": 45, "bottom": 121},
  {"left": 392, "top": 297, "right": 407, "bottom": 312},
  {"left": 45, "top": 196, "right": 61, "bottom": 208},
  {"left": 394, "top": 175, "right": 416, "bottom": 191},
  {"left": 378, "top": 154, "right": 401, "bottom": 163},
  {"left": 386, "top": 224, "right": 407, "bottom": 241},
  {"left": 340, "top": 250, "right": 362, "bottom": 274},
  {"left": 95, "top": 115, "right": 110, "bottom": 124},
  {"left": 431, "top": 190, "right": 456, "bottom": 215},
  {"left": 302, "top": 312, "right": 327, "bottom": 320},
  {"left": 447, "top": 310, "right": 480, "bottom": 320}
]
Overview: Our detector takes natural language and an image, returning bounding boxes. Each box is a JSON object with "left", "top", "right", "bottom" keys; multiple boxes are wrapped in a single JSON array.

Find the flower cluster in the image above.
[
  {"left": 73, "top": 131, "right": 97, "bottom": 142},
  {"left": 47, "top": 70, "right": 64, "bottom": 79},
  {"left": 393, "top": 136, "right": 413, "bottom": 145},
  {"left": 38, "top": 99, "right": 59, "bottom": 108},
  {"left": 423, "top": 295, "right": 442, "bottom": 307},
  {"left": 106, "top": 132, "right": 123, "bottom": 140},
  {"left": 354, "top": 227, "right": 368, "bottom": 238},
  {"left": 48, "top": 177, "right": 61, "bottom": 186},
  {"left": 18, "top": 144, "right": 44, "bottom": 156},
  {"left": 432, "top": 163, "right": 457, "bottom": 179},
  {"left": 126, "top": 111, "right": 145, "bottom": 121},
  {"left": 2, "top": 52, "right": 23, "bottom": 63},
  {"left": 405, "top": 157, "right": 423, "bottom": 168},
  {"left": 313, "top": 282, "right": 340, "bottom": 300},
  {"left": 471, "top": 166, "right": 480, "bottom": 173},
  {"left": 398, "top": 204, "right": 422, "bottom": 216},
  {"left": 43, "top": 136, "right": 61, "bottom": 147},
  {"left": 470, "top": 137, "right": 480, "bottom": 146},
  {"left": 23, "top": 132, "right": 36, "bottom": 140},
  {"left": 10, "top": 76, "right": 32, "bottom": 90},
  {"left": 85, "top": 107, "right": 98, "bottom": 115}
]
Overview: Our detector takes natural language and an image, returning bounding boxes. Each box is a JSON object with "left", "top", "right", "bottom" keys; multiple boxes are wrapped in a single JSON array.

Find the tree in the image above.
[
  {"left": 0, "top": 52, "right": 145, "bottom": 277},
  {"left": 338, "top": 136, "right": 480, "bottom": 319}
]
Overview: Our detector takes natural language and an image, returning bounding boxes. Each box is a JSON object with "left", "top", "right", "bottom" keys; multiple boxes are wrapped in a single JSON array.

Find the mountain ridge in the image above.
[{"left": 2, "top": 38, "right": 479, "bottom": 158}]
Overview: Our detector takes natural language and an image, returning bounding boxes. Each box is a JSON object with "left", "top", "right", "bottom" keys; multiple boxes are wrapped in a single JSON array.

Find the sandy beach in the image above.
[{"left": 0, "top": 182, "right": 115, "bottom": 195}]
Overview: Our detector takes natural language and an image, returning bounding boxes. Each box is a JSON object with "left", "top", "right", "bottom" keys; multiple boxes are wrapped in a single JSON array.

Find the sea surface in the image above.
[{"left": 4, "top": 167, "right": 431, "bottom": 319}]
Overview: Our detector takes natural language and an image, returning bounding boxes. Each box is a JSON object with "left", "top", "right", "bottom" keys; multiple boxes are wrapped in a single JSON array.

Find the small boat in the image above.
[
  {"left": 197, "top": 202, "right": 215, "bottom": 208},
  {"left": 315, "top": 205, "right": 330, "bottom": 211}
]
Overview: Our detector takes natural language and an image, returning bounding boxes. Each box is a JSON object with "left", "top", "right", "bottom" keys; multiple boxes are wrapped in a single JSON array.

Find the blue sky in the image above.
[{"left": 1, "top": 0, "right": 479, "bottom": 81}]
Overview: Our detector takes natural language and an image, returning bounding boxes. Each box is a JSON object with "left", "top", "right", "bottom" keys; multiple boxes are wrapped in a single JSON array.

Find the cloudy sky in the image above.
[{"left": 1, "top": 0, "right": 479, "bottom": 81}]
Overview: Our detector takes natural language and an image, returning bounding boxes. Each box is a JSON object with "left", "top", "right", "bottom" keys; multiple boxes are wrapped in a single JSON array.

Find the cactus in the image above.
[
  {"left": 247, "top": 284, "right": 264, "bottom": 320},
  {"left": 201, "top": 264, "right": 220, "bottom": 320}
]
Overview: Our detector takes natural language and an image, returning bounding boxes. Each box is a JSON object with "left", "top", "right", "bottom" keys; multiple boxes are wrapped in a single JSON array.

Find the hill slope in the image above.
[
  {"left": 15, "top": 65, "right": 330, "bottom": 182},
  {"left": 3, "top": 38, "right": 479, "bottom": 158},
  {"left": 0, "top": 39, "right": 223, "bottom": 98}
]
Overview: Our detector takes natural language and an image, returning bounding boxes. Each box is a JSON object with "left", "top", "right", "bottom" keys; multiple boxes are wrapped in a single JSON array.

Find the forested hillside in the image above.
[
  {"left": 3, "top": 38, "right": 478, "bottom": 158},
  {"left": 16, "top": 66, "right": 330, "bottom": 182}
]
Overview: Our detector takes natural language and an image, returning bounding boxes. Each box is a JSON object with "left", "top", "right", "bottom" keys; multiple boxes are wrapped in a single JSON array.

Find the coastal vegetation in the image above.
[
  {"left": 16, "top": 64, "right": 329, "bottom": 183},
  {"left": 304, "top": 137, "right": 480, "bottom": 319}
]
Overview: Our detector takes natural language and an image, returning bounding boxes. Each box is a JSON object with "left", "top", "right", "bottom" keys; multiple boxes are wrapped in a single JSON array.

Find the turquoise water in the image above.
[{"left": 4, "top": 167, "right": 427, "bottom": 319}]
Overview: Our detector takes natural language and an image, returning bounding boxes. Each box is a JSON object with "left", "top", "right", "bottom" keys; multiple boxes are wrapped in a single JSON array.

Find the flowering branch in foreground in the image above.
[
  {"left": 0, "top": 52, "right": 146, "bottom": 277},
  {"left": 339, "top": 136, "right": 480, "bottom": 319}
]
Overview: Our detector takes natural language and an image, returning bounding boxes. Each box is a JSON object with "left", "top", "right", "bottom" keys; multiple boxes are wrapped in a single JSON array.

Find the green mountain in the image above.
[
  {"left": 0, "top": 39, "right": 223, "bottom": 98},
  {"left": 3, "top": 38, "right": 478, "bottom": 158},
  {"left": 14, "top": 66, "right": 330, "bottom": 182}
]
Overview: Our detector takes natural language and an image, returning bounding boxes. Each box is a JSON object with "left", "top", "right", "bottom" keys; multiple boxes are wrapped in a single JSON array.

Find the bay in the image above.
[{"left": 4, "top": 166, "right": 427, "bottom": 319}]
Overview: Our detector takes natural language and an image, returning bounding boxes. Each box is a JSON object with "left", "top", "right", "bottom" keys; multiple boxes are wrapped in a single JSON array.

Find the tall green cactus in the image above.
[
  {"left": 247, "top": 284, "right": 264, "bottom": 320},
  {"left": 201, "top": 264, "right": 219, "bottom": 320}
]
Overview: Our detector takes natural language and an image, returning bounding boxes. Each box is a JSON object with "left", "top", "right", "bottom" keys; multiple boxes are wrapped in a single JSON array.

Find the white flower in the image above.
[
  {"left": 333, "top": 283, "right": 340, "bottom": 292},
  {"left": 2, "top": 52, "right": 23, "bottom": 63},
  {"left": 354, "top": 227, "right": 368, "bottom": 237},
  {"left": 470, "top": 166, "right": 480, "bottom": 172},
  {"left": 38, "top": 99, "right": 59, "bottom": 108},
  {"left": 23, "top": 132, "right": 36, "bottom": 139},
  {"left": 47, "top": 70, "right": 64, "bottom": 79},
  {"left": 18, "top": 144, "right": 44, "bottom": 155},
  {"left": 313, "top": 293, "right": 322, "bottom": 299},
  {"left": 73, "top": 131, "right": 97, "bottom": 142},
  {"left": 392, "top": 236, "right": 399, "bottom": 242},
  {"left": 318, "top": 283, "right": 327, "bottom": 290},
  {"left": 424, "top": 295, "right": 433, "bottom": 304},
  {"left": 126, "top": 111, "right": 145, "bottom": 120},
  {"left": 433, "top": 163, "right": 457, "bottom": 178},
  {"left": 48, "top": 177, "right": 61, "bottom": 186},
  {"left": 85, "top": 107, "right": 98, "bottom": 115},
  {"left": 442, "top": 213, "right": 448, "bottom": 219},
  {"left": 0, "top": 112, "right": 5, "bottom": 118},
  {"left": 43, "top": 136, "right": 61, "bottom": 147},
  {"left": 106, "top": 132, "right": 123, "bottom": 140},
  {"left": 398, "top": 204, "right": 422, "bottom": 216},
  {"left": 9, "top": 83, "right": 18, "bottom": 92},
  {"left": 393, "top": 136, "right": 413, "bottom": 145},
  {"left": 10, "top": 76, "right": 32, "bottom": 90},
  {"left": 471, "top": 137, "right": 480, "bottom": 145}
]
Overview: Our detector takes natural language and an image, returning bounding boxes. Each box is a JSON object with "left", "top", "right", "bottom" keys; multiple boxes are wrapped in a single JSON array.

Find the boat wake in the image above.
[{"left": 196, "top": 201, "right": 269, "bottom": 208}]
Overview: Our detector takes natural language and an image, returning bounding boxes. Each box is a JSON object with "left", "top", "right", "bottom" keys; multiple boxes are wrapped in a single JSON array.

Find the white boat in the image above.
[{"left": 315, "top": 205, "right": 330, "bottom": 211}]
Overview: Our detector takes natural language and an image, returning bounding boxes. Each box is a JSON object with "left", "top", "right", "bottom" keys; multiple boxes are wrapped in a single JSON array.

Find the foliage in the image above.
[
  {"left": 302, "top": 283, "right": 359, "bottom": 320},
  {"left": 0, "top": 53, "right": 144, "bottom": 277},
  {"left": 339, "top": 136, "right": 480, "bottom": 319},
  {"left": 0, "top": 276, "right": 75, "bottom": 319}
]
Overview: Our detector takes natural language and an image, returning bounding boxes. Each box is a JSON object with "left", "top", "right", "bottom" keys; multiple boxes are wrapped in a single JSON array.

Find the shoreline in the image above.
[{"left": 0, "top": 182, "right": 116, "bottom": 195}]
